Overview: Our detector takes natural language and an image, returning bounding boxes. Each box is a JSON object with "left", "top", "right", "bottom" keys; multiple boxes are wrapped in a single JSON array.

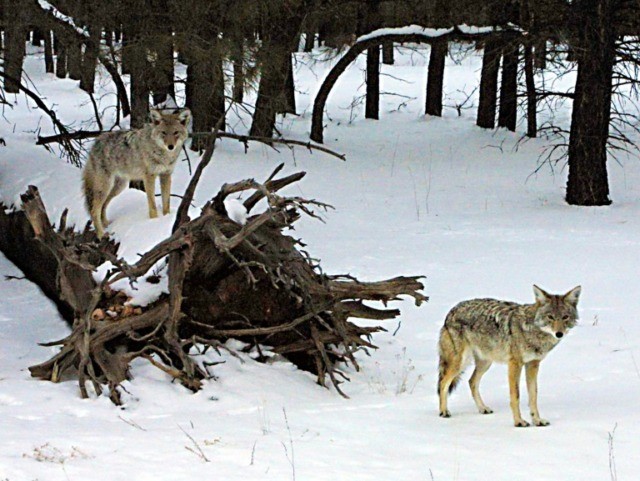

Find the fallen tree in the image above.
[{"left": 0, "top": 140, "right": 427, "bottom": 404}]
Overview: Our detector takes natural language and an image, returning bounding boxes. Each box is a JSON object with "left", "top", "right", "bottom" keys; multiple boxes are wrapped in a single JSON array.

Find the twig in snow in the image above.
[{"left": 179, "top": 424, "right": 210, "bottom": 462}]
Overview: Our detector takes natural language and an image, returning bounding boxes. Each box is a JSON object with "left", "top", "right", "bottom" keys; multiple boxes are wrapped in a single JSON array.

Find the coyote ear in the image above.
[
  {"left": 533, "top": 285, "right": 550, "bottom": 304},
  {"left": 150, "top": 110, "right": 163, "bottom": 126},
  {"left": 564, "top": 285, "right": 582, "bottom": 306},
  {"left": 178, "top": 108, "right": 191, "bottom": 126}
]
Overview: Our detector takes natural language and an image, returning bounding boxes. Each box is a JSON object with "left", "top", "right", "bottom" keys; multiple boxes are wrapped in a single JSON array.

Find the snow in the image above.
[
  {"left": 357, "top": 25, "right": 454, "bottom": 43},
  {"left": 1, "top": 43, "right": 640, "bottom": 480}
]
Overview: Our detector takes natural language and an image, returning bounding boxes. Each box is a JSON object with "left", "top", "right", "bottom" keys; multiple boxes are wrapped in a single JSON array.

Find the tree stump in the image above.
[{"left": 3, "top": 161, "right": 427, "bottom": 404}]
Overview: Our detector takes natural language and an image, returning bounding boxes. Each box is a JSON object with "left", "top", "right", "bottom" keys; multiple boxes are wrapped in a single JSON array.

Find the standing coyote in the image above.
[
  {"left": 437, "top": 285, "right": 581, "bottom": 427},
  {"left": 82, "top": 108, "right": 191, "bottom": 238}
]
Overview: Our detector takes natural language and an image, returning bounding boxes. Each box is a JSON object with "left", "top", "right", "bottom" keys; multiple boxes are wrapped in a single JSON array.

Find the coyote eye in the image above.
[
  {"left": 162, "top": 131, "right": 167, "bottom": 135},
  {"left": 546, "top": 314, "right": 554, "bottom": 321},
  {"left": 562, "top": 315, "right": 570, "bottom": 320},
  {"left": 174, "top": 131, "right": 179, "bottom": 135}
]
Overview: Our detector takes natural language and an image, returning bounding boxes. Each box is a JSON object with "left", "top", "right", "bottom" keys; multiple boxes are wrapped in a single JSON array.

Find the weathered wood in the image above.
[{"left": 2, "top": 158, "right": 426, "bottom": 404}]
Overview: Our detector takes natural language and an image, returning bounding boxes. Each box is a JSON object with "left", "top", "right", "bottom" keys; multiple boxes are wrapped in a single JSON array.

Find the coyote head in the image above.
[
  {"left": 532, "top": 285, "right": 581, "bottom": 339},
  {"left": 149, "top": 109, "right": 191, "bottom": 152}
]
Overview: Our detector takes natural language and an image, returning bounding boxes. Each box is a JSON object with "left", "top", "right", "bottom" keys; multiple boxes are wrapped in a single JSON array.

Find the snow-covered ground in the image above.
[{"left": 1, "top": 44, "right": 639, "bottom": 480}]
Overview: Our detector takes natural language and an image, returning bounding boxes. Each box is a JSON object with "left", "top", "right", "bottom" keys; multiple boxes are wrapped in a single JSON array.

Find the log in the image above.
[{"left": 1, "top": 160, "right": 427, "bottom": 404}]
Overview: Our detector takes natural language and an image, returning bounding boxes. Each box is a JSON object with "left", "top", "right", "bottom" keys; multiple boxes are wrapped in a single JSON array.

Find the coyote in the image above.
[
  {"left": 82, "top": 108, "right": 191, "bottom": 238},
  {"left": 437, "top": 285, "right": 581, "bottom": 427}
]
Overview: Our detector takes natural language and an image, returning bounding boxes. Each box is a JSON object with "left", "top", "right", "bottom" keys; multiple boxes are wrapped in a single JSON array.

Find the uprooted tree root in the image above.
[{"left": 16, "top": 154, "right": 426, "bottom": 404}]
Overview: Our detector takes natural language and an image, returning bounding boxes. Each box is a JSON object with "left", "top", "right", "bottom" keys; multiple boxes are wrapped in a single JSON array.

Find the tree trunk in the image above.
[
  {"left": 382, "top": 42, "right": 394, "bottom": 64},
  {"left": 498, "top": 42, "right": 518, "bottom": 131},
  {"left": 304, "top": 30, "right": 315, "bottom": 52},
  {"left": 187, "top": 32, "right": 226, "bottom": 151},
  {"left": 232, "top": 49, "right": 244, "bottom": 103},
  {"left": 281, "top": 53, "right": 296, "bottom": 115},
  {"left": 67, "top": 39, "right": 83, "bottom": 81},
  {"left": 365, "top": 46, "right": 380, "bottom": 120},
  {"left": 425, "top": 39, "right": 447, "bottom": 117},
  {"left": 129, "top": 40, "right": 150, "bottom": 129},
  {"left": 149, "top": 3, "right": 175, "bottom": 106},
  {"left": 3, "top": 0, "right": 28, "bottom": 93},
  {"left": 523, "top": 42, "right": 537, "bottom": 137},
  {"left": 80, "top": 24, "right": 101, "bottom": 94},
  {"left": 476, "top": 37, "right": 501, "bottom": 129},
  {"left": 534, "top": 38, "right": 547, "bottom": 69},
  {"left": 55, "top": 42, "right": 68, "bottom": 79},
  {"left": 44, "top": 30, "right": 54, "bottom": 74},
  {"left": 31, "top": 26, "right": 45, "bottom": 47},
  {"left": 566, "top": 0, "right": 615, "bottom": 206}
]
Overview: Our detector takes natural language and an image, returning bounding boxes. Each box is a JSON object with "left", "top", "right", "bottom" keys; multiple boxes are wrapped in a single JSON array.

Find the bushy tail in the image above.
[
  {"left": 82, "top": 171, "right": 94, "bottom": 215},
  {"left": 437, "top": 327, "right": 463, "bottom": 394}
]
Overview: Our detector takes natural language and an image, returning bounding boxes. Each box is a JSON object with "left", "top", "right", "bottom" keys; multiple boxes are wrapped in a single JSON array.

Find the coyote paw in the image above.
[
  {"left": 439, "top": 410, "right": 451, "bottom": 418},
  {"left": 514, "top": 419, "right": 531, "bottom": 427},
  {"left": 479, "top": 407, "right": 494, "bottom": 415},
  {"left": 534, "top": 418, "right": 550, "bottom": 427}
]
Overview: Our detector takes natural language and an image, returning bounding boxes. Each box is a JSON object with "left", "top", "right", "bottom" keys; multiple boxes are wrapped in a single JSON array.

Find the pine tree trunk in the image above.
[
  {"left": 566, "top": 0, "right": 614, "bottom": 206},
  {"left": 498, "top": 43, "right": 518, "bottom": 132},
  {"left": 281, "top": 54, "right": 296, "bottom": 115},
  {"left": 67, "top": 40, "right": 83, "bottom": 81},
  {"left": 382, "top": 42, "right": 394, "bottom": 65},
  {"left": 55, "top": 42, "right": 68, "bottom": 79},
  {"left": 44, "top": 30, "right": 54, "bottom": 74},
  {"left": 187, "top": 38, "right": 226, "bottom": 151},
  {"left": 425, "top": 39, "right": 447, "bottom": 117},
  {"left": 524, "top": 42, "right": 537, "bottom": 137},
  {"left": 150, "top": 5, "right": 175, "bottom": 106},
  {"left": 129, "top": 39, "right": 150, "bottom": 129},
  {"left": 534, "top": 38, "right": 547, "bottom": 69},
  {"left": 3, "top": 0, "right": 28, "bottom": 93},
  {"left": 80, "top": 24, "right": 101, "bottom": 94},
  {"left": 365, "top": 46, "right": 380, "bottom": 120},
  {"left": 304, "top": 31, "right": 315, "bottom": 52},
  {"left": 476, "top": 37, "right": 501, "bottom": 129}
]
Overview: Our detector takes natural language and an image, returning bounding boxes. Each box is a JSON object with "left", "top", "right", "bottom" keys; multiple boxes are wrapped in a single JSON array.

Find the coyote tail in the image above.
[
  {"left": 437, "top": 326, "right": 462, "bottom": 394},
  {"left": 82, "top": 172, "right": 94, "bottom": 216}
]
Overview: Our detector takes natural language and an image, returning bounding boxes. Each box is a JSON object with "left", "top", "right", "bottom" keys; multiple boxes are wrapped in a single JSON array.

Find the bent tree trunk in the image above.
[
  {"left": 0, "top": 153, "right": 426, "bottom": 404},
  {"left": 566, "top": 0, "right": 615, "bottom": 206}
]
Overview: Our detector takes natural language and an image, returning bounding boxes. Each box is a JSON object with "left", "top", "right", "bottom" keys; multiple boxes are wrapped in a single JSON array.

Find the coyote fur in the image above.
[
  {"left": 437, "top": 285, "right": 581, "bottom": 427},
  {"left": 82, "top": 108, "right": 191, "bottom": 238}
]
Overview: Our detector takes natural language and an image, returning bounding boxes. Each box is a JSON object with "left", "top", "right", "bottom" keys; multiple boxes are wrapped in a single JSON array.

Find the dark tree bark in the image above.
[
  {"left": 365, "top": 46, "right": 380, "bottom": 119},
  {"left": 80, "top": 23, "right": 101, "bottom": 94},
  {"left": 534, "top": 38, "right": 547, "bottom": 69},
  {"left": 55, "top": 42, "right": 68, "bottom": 79},
  {"left": 187, "top": 49, "right": 226, "bottom": 150},
  {"left": 498, "top": 42, "right": 518, "bottom": 131},
  {"left": 382, "top": 42, "right": 394, "bottom": 64},
  {"left": 149, "top": 0, "right": 175, "bottom": 105},
  {"left": 425, "top": 39, "right": 447, "bottom": 117},
  {"left": 249, "top": 7, "right": 303, "bottom": 137},
  {"left": 32, "top": 27, "right": 45, "bottom": 47},
  {"left": 129, "top": 42, "right": 150, "bottom": 128},
  {"left": 67, "top": 39, "right": 83, "bottom": 81},
  {"left": 523, "top": 42, "right": 537, "bottom": 137},
  {"left": 44, "top": 30, "right": 54, "bottom": 74},
  {"left": 281, "top": 54, "right": 296, "bottom": 115},
  {"left": 566, "top": 0, "right": 615, "bottom": 206},
  {"left": 476, "top": 37, "right": 501, "bottom": 129},
  {"left": 304, "top": 30, "right": 315, "bottom": 52},
  {"left": 232, "top": 49, "right": 244, "bottom": 103},
  {"left": 3, "top": 0, "right": 28, "bottom": 93}
]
